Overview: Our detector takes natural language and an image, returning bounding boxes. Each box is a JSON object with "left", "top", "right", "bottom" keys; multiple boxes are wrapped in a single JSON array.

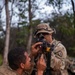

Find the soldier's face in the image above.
[
  {"left": 44, "top": 34, "right": 52, "bottom": 43},
  {"left": 22, "top": 52, "right": 32, "bottom": 71}
]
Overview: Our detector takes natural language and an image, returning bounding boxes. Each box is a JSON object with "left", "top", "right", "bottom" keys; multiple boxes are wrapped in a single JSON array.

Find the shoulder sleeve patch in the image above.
[{"left": 54, "top": 51, "right": 63, "bottom": 59}]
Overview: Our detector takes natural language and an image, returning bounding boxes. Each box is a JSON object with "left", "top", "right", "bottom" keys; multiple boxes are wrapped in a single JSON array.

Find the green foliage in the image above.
[
  {"left": 68, "top": 47, "right": 75, "bottom": 57},
  {"left": 19, "top": 0, "right": 27, "bottom": 2},
  {"left": 47, "top": 0, "right": 63, "bottom": 9},
  {"left": 16, "top": 27, "right": 28, "bottom": 46},
  {"left": 50, "top": 13, "right": 75, "bottom": 36},
  {"left": 18, "top": 21, "right": 27, "bottom": 26},
  {"left": 19, "top": 13, "right": 27, "bottom": 19},
  {"left": 59, "top": 25, "right": 75, "bottom": 36},
  {"left": 0, "top": 38, "right": 4, "bottom": 54},
  {"left": 0, "top": 54, "right": 2, "bottom": 65}
]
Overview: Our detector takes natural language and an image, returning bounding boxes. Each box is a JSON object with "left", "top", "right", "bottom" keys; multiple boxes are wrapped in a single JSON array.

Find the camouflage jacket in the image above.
[
  {"left": 0, "top": 64, "right": 29, "bottom": 75},
  {"left": 50, "top": 39, "right": 68, "bottom": 75}
]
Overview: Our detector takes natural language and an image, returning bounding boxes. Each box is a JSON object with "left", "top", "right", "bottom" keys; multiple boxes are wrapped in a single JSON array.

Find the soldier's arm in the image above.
[
  {"left": 51, "top": 43, "right": 67, "bottom": 70},
  {"left": 36, "top": 54, "right": 46, "bottom": 75},
  {"left": 29, "top": 42, "right": 43, "bottom": 61}
]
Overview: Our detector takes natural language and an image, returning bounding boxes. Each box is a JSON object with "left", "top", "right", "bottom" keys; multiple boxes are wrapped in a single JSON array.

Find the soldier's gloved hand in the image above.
[
  {"left": 30, "top": 42, "right": 42, "bottom": 57},
  {"left": 36, "top": 54, "right": 46, "bottom": 75}
]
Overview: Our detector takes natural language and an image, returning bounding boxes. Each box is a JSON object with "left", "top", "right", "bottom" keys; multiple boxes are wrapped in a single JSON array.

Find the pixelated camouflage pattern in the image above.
[
  {"left": 36, "top": 23, "right": 54, "bottom": 35},
  {"left": 0, "top": 64, "right": 29, "bottom": 75},
  {"left": 50, "top": 39, "right": 68, "bottom": 75},
  {"left": 0, "top": 64, "right": 17, "bottom": 75}
]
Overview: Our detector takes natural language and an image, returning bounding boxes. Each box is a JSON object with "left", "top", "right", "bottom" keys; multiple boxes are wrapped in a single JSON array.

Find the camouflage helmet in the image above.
[{"left": 35, "top": 23, "right": 54, "bottom": 35}]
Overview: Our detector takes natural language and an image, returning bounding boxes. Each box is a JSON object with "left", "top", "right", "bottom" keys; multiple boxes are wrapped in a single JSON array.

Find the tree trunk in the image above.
[
  {"left": 71, "top": 0, "right": 75, "bottom": 28},
  {"left": 3, "top": 0, "right": 10, "bottom": 65},
  {"left": 27, "top": 0, "right": 33, "bottom": 53}
]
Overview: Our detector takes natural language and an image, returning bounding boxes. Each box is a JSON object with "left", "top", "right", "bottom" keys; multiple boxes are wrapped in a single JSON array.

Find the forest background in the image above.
[{"left": 0, "top": 0, "right": 75, "bottom": 65}]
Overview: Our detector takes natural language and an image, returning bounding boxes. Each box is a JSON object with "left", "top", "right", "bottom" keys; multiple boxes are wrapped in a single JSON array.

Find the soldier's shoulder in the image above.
[
  {"left": 53, "top": 39, "right": 66, "bottom": 49},
  {"left": 52, "top": 39, "right": 60, "bottom": 46},
  {"left": 0, "top": 64, "right": 16, "bottom": 75},
  {"left": 52, "top": 39, "right": 67, "bottom": 57}
]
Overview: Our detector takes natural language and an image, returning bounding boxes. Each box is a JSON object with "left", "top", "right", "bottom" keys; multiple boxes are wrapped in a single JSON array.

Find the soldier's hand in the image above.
[
  {"left": 31, "top": 42, "right": 42, "bottom": 57},
  {"left": 37, "top": 54, "right": 46, "bottom": 72}
]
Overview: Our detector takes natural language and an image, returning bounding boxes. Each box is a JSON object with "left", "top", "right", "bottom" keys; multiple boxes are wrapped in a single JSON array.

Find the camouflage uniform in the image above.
[
  {"left": 0, "top": 64, "right": 29, "bottom": 75},
  {"left": 35, "top": 23, "right": 68, "bottom": 75},
  {"left": 50, "top": 39, "right": 68, "bottom": 75},
  {"left": 0, "top": 64, "right": 17, "bottom": 75}
]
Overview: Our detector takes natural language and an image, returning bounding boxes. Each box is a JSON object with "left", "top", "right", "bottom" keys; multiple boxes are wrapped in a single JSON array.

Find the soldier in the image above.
[
  {"left": 0, "top": 42, "right": 46, "bottom": 75},
  {"left": 33, "top": 23, "right": 68, "bottom": 75}
]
